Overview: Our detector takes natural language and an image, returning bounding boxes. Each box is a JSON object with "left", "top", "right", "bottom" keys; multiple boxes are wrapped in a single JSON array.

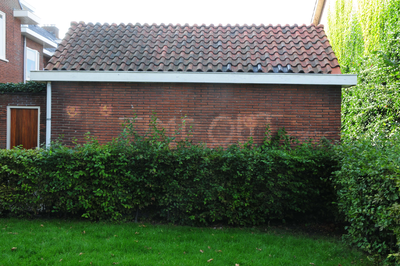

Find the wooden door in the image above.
[{"left": 10, "top": 108, "right": 39, "bottom": 149}]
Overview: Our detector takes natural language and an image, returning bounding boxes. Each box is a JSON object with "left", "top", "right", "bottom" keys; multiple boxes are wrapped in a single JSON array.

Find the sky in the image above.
[{"left": 25, "top": 0, "right": 318, "bottom": 39}]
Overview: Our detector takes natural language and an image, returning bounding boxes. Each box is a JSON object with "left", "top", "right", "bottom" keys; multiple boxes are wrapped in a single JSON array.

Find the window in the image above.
[
  {"left": 25, "top": 48, "right": 39, "bottom": 80},
  {"left": 0, "top": 10, "right": 5, "bottom": 60}
]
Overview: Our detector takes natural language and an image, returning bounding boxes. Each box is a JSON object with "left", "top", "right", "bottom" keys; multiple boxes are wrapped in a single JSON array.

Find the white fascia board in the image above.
[
  {"left": 31, "top": 71, "right": 357, "bottom": 86},
  {"left": 21, "top": 25, "right": 57, "bottom": 48},
  {"left": 13, "top": 10, "right": 40, "bottom": 25},
  {"left": 43, "top": 49, "right": 54, "bottom": 57}
]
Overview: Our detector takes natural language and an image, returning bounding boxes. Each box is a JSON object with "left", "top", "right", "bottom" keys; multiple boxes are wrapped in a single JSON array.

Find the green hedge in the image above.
[
  {"left": 0, "top": 118, "right": 338, "bottom": 225},
  {"left": 334, "top": 133, "right": 400, "bottom": 263},
  {"left": 0, "top": 82, "right": 46, "bottom": 94}
]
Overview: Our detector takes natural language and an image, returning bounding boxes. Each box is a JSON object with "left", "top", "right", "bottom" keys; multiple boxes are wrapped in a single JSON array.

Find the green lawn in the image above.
[{"left": 0, "top": 218, "right": 371, "bottom": 266}]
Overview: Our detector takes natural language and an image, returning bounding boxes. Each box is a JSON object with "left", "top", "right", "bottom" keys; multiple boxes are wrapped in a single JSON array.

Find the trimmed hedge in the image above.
[
  {"left": 334, "top": 133, "right": 400, "bottom": 263},
  {"left": 0, "top": 119, "right": 338, "bottom": 225}
]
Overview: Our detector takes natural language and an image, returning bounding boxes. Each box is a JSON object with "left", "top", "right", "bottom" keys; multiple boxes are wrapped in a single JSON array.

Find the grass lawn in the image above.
[{"left": 0, "top": 218, "right": 371, "bottom": 266}]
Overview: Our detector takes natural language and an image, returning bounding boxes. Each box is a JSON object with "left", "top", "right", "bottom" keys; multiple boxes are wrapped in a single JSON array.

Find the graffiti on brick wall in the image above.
[
  {"left": 66, "top": 106, "right": 80, "bottom": 118},
  {"left": 207, "top": 113, "right": 272, "bottom": 144},
  {"left": 118, "top": 112, "right": 272, "bottom": 144},
  {"left": 100, "top": 104, "right": 112, "bottom": 116},
  {"left": 64, "top": 105, "right": 338, "bottom": 144}
]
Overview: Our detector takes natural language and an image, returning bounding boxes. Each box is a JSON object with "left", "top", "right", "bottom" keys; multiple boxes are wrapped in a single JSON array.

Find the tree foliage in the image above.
[
  {"left": 328, "top": 1, "right": 400, "bottom": 263},
  {"left": 327, "top": 0, "right": 400, "bottom": 139}
]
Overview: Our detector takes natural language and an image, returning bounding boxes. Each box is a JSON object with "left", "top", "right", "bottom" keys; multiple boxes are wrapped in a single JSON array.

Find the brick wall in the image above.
[
  {"left": 51, "top": 82, "right": 341, "bottom": 147},
  {"left": 0, "top": 92, "right": 47, "bottom": 149},
  {"left": 0, "top": 0, "right": 23, "bottom": 83},
  {"left": 43, "top": 56, "right": 50, "bottom": 70}
]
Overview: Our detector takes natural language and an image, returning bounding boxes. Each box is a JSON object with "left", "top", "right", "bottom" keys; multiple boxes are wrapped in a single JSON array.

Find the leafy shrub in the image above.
[
  {"left": 0, "top": 148, "right": 40, "bottom": 215},
  {"left": 0, "top": 117, "right": 338, "bottom": 226},
  {"left": 333, "top": 133, "right": 400, "bottom": 263},
  {"left": 341, "top": 49, "right": 400, "bottom": 140}
]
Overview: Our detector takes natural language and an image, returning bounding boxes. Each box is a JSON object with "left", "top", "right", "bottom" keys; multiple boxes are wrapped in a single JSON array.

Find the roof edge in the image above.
[
  {"left": 43, "top": 49, "right": 54, "bottom": 57},
  {"left": 31, "top": 71, "right": 357, "bottom": 87},
  {"left": 21, "top": 25, "right": 58, "bottom": 48},
  {"left": 13, "top": 10, "right": 40, "bottom": 25}
]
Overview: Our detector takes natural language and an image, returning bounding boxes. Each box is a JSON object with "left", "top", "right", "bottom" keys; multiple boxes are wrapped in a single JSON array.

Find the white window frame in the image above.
[
  {"left": 0, "top": 10, "right": 6, "bottom": 61},
  {"left": 25, "top": 47, "right": 39, "bottom": 80},
  {"left": 6, "top": 106, "right": 41, "bottom": 149}
]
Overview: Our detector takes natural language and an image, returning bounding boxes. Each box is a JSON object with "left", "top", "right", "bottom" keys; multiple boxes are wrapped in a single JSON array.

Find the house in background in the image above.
[
  {"left": 0, "top": 0, "right": 60, "bottom": 149},
  {"left": 0, "top": 0, "right": 60, "bottom": 83},
  {"left": 30, "top": 22, "right": 356, "bottom": 149}
]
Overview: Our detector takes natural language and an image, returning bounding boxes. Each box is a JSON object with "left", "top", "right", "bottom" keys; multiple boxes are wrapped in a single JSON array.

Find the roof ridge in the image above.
[{"left": 69, "top": 21, "right": 324, "bottom": 29}]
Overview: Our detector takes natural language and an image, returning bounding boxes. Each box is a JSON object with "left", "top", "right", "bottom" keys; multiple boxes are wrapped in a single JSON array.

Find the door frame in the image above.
[{"left": 6, "top": 106, "right": 40, "bottom": 149}]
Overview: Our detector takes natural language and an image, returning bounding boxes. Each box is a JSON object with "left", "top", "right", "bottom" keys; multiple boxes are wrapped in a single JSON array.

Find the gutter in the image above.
[{"left": 43, "top": 49, "right": 54, "bottom": 57}]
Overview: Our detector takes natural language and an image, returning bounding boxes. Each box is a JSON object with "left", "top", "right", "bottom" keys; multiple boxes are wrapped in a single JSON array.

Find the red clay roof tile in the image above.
[{"left": 46, "top": 22, "right": 340, "bottom": 74}]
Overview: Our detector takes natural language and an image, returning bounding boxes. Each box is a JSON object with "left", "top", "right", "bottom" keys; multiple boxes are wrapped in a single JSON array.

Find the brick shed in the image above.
[{"left": 30, "top": 22, "right": 357, "bottom": 148}]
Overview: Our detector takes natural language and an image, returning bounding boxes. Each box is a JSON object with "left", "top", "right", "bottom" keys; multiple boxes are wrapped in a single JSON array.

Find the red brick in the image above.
[{"left": 49, "top": 82, "right": 341, "bottom": 148}]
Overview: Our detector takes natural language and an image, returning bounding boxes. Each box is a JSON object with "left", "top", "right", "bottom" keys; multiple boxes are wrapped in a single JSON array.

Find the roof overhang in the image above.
[
  {"left": 43, "top": 49, "right": 54, "bottom": 57},
  {"left": 21, "top": 25, "right": 58, "bottom": 48},
  {"left": 31, "top": 71, "right": 357, "bottom": 87},
  {"left": 13, "top": 10, "right": 40, "bottom": 25}
]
